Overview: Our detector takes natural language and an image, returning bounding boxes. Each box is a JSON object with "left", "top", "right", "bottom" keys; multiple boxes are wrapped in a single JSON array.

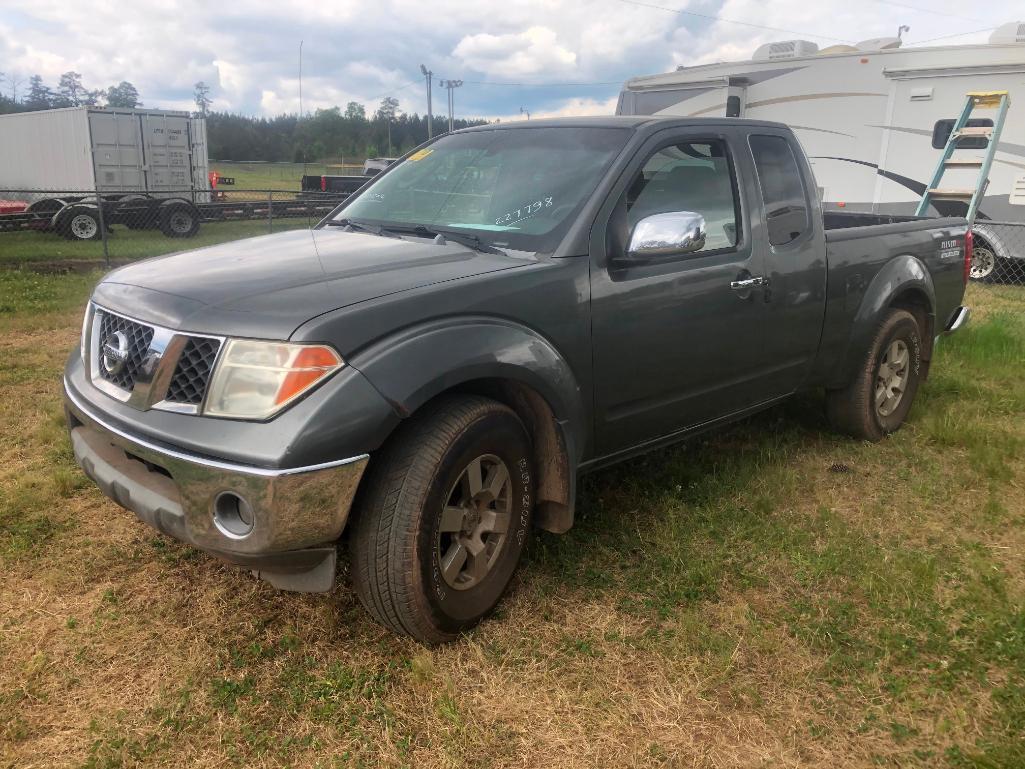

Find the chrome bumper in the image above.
[
  {"left": 64, "top": 381, "right": 368, "bottom": 592},
  {"left": 942, "top": 305, "right": 971, "bottom": 335}
]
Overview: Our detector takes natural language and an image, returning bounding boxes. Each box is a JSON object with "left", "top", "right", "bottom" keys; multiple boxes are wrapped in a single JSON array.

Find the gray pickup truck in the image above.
[{"left": 64, "top": 117, "right": 971, "bottom": 643}]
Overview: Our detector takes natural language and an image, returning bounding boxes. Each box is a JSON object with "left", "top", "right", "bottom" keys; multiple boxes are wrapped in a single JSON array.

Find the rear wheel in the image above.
[
  {"left": 826, "top": 309, "right": 924, "bottom": 442},
  {"left": 349, "top": 395, "right": 534, "bottom": 644}
]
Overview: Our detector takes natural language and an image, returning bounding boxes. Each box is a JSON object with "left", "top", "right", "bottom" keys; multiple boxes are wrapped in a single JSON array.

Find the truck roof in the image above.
[{"left": 455, "top": 115, "right": 791, "bottom": 134}]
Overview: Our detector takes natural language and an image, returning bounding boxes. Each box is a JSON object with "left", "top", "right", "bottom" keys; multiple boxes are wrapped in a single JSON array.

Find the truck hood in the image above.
[{"left": 93, "top": 227, "right": 531, "bottom": 338}]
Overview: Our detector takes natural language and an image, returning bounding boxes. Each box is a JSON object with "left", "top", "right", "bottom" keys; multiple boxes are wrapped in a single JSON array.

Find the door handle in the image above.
[{"left": 730, "top": 276, "right": 766, "bottom": 290}]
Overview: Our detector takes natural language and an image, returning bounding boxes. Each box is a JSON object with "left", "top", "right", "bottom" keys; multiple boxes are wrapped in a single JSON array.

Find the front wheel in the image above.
[
  {"left": 349, "top": 395, "right": 534, "bottom": 644},
  {"left": 826, "top": 309, "right": 924, "bottom": 442}
]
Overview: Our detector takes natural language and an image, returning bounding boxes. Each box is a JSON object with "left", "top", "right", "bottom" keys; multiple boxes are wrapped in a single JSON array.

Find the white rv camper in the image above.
[{"left": 617, "top": 22, "right": 1025, "bottom": 276}]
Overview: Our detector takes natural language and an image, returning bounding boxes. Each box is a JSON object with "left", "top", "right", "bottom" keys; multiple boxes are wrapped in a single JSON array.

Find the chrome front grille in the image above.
[
  {"left": 85, "top": 303, "right": 223, "bottom": 414},
  {"left": 94, "top": 309, "right": 155, "bottom": 392},
  {"left": 165, "top": 337, "right": 221, "bottom": 405}
]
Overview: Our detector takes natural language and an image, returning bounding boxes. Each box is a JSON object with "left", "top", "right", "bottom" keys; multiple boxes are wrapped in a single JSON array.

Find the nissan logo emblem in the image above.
[{"left": 101, "top": 330, "right": 130, "bottom": 375}]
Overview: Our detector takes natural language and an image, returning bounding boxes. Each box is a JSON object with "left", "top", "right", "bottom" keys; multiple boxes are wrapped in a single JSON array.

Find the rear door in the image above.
[{"left": 590, "top": 126, "right": 773, "bottom": 455}]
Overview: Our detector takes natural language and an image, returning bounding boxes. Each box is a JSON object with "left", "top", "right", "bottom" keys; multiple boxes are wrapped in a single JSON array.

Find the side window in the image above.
[
  {"left": 749, "top": 134, "right": 811, "bottom": 247},
  {"left": 625, "top": 140, "right": 740, "bottom": 252},
  {"left": 931, "top": 118, "right": 993, "bottom": 150}
]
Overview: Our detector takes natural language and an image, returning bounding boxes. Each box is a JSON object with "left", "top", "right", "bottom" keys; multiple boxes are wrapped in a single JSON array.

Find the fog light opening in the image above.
[{"left": 213, "top": 492, "right": 255, "bottom": 539}]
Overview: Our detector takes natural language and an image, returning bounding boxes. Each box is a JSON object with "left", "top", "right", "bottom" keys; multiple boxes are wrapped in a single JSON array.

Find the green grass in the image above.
[
  {"left": 211, "top": 161, "right": 363, "bottom": 191},
  {"left": 0, "top": 218, "right": 312, "bottom": 265},
  {"left": 1, "top": 276, "right": 1024, "bottom": 767}
]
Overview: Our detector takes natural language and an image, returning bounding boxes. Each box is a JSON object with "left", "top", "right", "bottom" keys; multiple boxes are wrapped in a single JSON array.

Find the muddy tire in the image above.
[
  {"left": 826, "top": 309, "right": 924, "bottom": 442},
  {"left": 349, "top": 395, "right": 534, "bottom": 644}
]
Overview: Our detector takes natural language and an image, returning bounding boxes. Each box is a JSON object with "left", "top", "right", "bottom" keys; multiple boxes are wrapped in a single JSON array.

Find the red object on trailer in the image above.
[{"left": 0, "top": 200, "right": 27, "bottom": 214}]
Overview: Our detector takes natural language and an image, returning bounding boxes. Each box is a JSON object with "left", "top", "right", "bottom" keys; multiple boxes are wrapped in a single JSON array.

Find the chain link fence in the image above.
[
  {"left": 970, "top": 221, "right": 1025, "bottom": 288},
  {"left": 0, "top": 187, "right": 352, "bottom": 267}
]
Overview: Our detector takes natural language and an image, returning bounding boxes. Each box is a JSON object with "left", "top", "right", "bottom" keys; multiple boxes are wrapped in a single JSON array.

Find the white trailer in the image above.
[
  {"left": 0, "top": 106, "right": 209, "bottom": 194},
  {"left": 616, "top": 21, "right": 1025, "bottom": 279},
  {"left": 0, "top": 107, "right": 209, "bottom": 240}
]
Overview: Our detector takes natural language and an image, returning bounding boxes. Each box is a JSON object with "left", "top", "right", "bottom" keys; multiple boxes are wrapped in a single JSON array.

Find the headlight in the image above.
[{"left": 204, "top": 339, "right": 343, "bottom": 420}]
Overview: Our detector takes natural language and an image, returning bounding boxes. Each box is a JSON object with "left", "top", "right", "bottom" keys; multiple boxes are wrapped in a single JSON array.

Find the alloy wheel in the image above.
[
  {"left": 436, "top": 454, "right": 512, "bottom": 591},
  {"left": 875, "top": 339, "right": 909, "bottom": 417}
]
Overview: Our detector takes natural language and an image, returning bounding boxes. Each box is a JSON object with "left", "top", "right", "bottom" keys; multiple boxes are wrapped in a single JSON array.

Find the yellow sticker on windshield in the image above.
[{"left": 407, "top": 149, "right": 434, "bottom": 162}]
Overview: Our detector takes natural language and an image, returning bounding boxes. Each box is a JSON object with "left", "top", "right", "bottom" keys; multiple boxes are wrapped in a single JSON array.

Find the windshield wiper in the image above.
[
  {"left": 325, "top": 218, "right": 400, "bottom": 239},
  {"left": 385, "top": 224, "right": 506, "bottom": 255}
]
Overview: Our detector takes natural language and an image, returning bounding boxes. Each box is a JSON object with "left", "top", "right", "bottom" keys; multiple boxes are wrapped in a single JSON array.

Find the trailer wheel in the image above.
[
  {"left": 159, "top": 204, "right": 200, "bottom": 238},
  {"left": 61, "top": 207, "right": 101, "bottom": 241},
  {"left": 968, "top": 242, "right": 999, "bottom": 282}
]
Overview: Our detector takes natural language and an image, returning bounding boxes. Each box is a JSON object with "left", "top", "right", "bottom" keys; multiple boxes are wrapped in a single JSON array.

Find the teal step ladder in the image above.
[{"left": 915, "top": 90, "right": 1010, "bottom": 223}]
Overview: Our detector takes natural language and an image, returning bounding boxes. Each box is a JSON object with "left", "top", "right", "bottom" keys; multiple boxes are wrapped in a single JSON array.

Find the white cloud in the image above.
[
  {"left": 0, "top": 0, "right": 1020, "bottom": 119},
  {"left": 453, "top": 26, "right": 577, "bottom": 77}
]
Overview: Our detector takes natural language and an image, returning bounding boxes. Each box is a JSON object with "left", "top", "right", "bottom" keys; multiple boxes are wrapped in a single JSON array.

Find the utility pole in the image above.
[
  {"left": 520, "top": 106, "right": 530, "bottom": 120},
  {"left": 439, "top": 79, "right": 462, "bottom": 133},
  {"left": 420, "top": 64, "right": 433, "bottom": 139}
]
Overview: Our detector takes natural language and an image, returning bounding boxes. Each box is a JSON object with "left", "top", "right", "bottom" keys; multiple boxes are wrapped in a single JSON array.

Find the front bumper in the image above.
[{"left": 64, "top": 381, "right": 368, "bottom": 592}]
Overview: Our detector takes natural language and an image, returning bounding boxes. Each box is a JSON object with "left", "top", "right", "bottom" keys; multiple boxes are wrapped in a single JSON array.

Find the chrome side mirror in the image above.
[{"left": 626, "top": 211, "right": 707, "bottom": 259}]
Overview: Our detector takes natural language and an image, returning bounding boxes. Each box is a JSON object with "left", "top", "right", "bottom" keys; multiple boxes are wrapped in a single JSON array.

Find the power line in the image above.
[
  {"left": 613, "top": 0, "right": 855, "bottom": 43},
  {"left": 911, "top": 26, "right": 998, "bottom": 44},
  {"left": 867, "top": 0, "right": 985, "bottom": 23}
]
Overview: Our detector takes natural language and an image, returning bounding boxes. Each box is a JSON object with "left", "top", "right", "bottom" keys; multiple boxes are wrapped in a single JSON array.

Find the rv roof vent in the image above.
[
  {"left": 988, "top": 21, "right": 1025, "bottom": 44},
  {"left": 752, "top": 40, "right": 819, "bottom": 60},
  {"left": 818, "top": 44, "right": 858, "bottom": 55},
  {"left": 856, "top": 36, "right": 902, "bottom": 51}
]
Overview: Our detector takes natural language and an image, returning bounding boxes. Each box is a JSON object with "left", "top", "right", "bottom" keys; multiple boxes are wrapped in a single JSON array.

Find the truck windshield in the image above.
[{"left": 334, "top": 126, "right": 630, "bottom": 252}]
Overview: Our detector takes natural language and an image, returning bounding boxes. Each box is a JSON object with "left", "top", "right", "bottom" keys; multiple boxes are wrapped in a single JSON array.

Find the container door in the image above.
[
  {"left": 139, "top": 113, "right": 194, "bottom": 195},
  {"left": 189, "top": 117, "right": 211, "bottom": 195},
  {"left": 89, "top": 111, "right": 145, "bottom": 192}
]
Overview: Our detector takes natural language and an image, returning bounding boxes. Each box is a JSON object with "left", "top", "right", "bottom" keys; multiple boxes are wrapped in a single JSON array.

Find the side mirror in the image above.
[{"left": 626, "top": 211, "right": 707, "bottom": 260}]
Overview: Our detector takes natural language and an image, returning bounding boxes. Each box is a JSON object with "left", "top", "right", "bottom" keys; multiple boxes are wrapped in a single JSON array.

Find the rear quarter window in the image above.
[{"left": 748, "top": 134, "right": 811, "bottom": 247}]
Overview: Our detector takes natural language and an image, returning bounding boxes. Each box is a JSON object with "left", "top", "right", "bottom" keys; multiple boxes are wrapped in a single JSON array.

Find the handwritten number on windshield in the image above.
[{"left": 496, "top": 196, "right": 553, "bottom": 226}]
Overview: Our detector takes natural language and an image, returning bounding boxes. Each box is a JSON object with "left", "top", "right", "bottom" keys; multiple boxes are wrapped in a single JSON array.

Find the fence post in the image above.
[
  {"left": 95, "top": 189, "right": 110, "bottom": 267},
  {"left": 268, "top": 190, "right": 273, "bottom": 234}
]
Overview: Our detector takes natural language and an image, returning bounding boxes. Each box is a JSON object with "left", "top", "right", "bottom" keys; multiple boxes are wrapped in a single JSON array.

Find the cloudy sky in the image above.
[{"left": 1, "top": 0, "right": 1020, "bottom": 121}]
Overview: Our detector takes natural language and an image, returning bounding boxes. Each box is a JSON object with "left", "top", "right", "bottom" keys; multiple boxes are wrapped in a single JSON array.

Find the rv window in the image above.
[
  {"left": 748, "top": 134, "right": 811, "bottom": 247},
  {"left": 932, "top": 118, "right": 993, "bottom": 150},
  {"left": 625, "top": 140, "right": 740, "bottom": 253}
]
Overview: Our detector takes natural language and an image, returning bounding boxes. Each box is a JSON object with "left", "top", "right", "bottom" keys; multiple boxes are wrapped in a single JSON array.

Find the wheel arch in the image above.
[
  {"left": 831, "top": 254, "right": 936, "bottom": 389},
  {"left": 350, "top": 317, "right": 586, "bottom": 534}
]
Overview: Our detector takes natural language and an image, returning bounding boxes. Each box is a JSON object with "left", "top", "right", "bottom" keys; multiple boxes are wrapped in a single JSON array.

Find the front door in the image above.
[{"left": 590, "top": 128, "right": 771, "bottom": 455}]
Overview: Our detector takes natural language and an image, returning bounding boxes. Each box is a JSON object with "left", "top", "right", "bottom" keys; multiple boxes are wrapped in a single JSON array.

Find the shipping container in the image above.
[{"left": 0, "top": 107, "right": 209, "bottom": 196}]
